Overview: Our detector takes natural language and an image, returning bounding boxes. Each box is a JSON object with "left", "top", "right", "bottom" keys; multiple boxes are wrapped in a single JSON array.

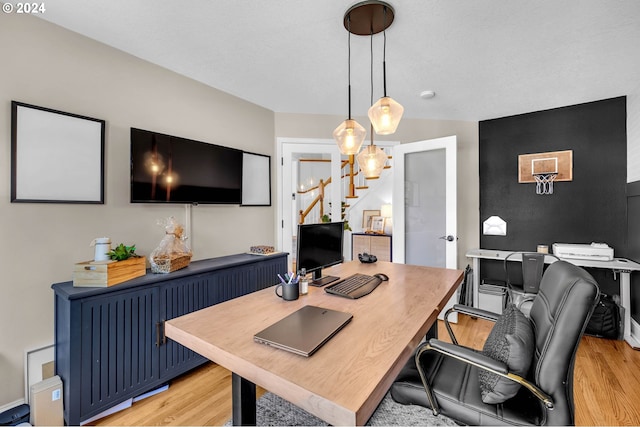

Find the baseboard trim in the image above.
[
  {"left": 0, "top": 399, "right": 26, "bottom": 415},
  {"left": 627, "top": 317, "right": 640, "bottom": 349}
]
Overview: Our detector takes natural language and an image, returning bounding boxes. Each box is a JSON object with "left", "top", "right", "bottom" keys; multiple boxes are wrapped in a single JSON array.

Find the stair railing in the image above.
[{"left": 298, "top": 149, "right": 393, "bottom": 225}]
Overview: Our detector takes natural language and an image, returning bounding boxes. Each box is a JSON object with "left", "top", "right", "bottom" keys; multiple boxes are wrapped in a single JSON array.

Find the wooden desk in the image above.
[{"left": 165, "top": 260, "right": 462, "bottom": 426}]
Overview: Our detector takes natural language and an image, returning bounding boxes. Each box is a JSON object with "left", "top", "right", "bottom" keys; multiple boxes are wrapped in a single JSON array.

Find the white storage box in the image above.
[{"left": 552, "top": 243, "right": 614, "bottom": 261}]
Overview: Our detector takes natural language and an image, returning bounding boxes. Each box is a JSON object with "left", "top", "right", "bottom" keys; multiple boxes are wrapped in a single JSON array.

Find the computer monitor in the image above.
[{"left": 296, "top": 221, "right": 344, "bottom": 286}]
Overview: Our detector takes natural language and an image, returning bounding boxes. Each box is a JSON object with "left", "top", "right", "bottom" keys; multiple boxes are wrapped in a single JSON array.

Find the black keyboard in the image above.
[{"left": 324, "top": 273, "right": 382, "bottom": 299}]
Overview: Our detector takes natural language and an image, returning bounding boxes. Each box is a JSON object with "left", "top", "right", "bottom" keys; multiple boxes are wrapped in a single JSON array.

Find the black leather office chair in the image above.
[
  {"left": 504, "top": 252, "right": 560, "bottom": 317},
  {"left": 391, "top": 261, "right": 599, "bottom": 426}
]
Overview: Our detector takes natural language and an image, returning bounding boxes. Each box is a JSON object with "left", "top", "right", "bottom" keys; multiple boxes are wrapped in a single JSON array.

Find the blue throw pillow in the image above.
[{"left": 478, "top": 303, "right": 534, "bottom": 404}]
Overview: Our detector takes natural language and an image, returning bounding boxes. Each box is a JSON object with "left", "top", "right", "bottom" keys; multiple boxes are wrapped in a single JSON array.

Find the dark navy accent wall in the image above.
[
  {"left": 479, "top": 97, "right": 627, "bottom": 298},
  {"left": 626, "top": 181, "right": 640, "bottom": 320}
]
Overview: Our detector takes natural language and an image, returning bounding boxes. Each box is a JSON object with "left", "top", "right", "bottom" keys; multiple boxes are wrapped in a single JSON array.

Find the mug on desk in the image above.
[{"left": 275, "top": 281, "right": 299, "bottom": 301}]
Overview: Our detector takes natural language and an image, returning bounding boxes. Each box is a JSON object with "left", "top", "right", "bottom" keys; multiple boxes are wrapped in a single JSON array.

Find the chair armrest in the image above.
[
  {"left": 451, "top": 304, "right": 501, "bottom": 322},
  {"left": 415, "top": 340, "right": 555, "bottom": 410},
  {"left": 444, "top": 304, "right": 500, "bottom": 345},
  {"left": 428, "top": 339, "right": 508, "bottom": 373}
]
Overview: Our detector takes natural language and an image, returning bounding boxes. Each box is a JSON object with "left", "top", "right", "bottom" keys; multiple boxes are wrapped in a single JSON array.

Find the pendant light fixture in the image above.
[
  {"left": 336, "top": 1, "right": 400, "bottom": 176},
  {"left": 333, "top": 15, "right": 366, "bottom": 155},
  {"left": 357, "top": 127, "right": 388, "bottom": 179},
  {"left": 367, "top": 3, "right": 403, "bottom": 135},
  {"left": 357, "top": 22, "right": 388, "bottom": 180}
]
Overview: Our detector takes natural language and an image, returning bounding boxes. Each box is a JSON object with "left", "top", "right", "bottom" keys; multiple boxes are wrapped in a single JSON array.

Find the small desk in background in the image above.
[
  {"left": 351, "top": 233, "right": 392, "bottom": 262},
  {"left": 165, "top": 260, "right": 462, "bottom": 426},
  {"left": 466, "top": 248, "right": 640, "bottom": 349}
]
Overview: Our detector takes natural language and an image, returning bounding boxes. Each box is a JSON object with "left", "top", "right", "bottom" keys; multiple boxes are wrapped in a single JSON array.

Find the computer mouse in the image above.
[{"left": 374, "top": 273, "right": 389, "bottom": 281}]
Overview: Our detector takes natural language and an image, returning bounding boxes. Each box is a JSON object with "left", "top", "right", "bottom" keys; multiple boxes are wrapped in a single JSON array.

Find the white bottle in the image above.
[{"left": 299, "top": 268, "right": 308, "bottom": 295}]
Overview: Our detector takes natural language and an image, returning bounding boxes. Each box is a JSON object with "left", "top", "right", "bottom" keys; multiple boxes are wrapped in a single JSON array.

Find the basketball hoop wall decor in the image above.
[{"left": 518, "top": 150, "right": 573, "bottom": 195}]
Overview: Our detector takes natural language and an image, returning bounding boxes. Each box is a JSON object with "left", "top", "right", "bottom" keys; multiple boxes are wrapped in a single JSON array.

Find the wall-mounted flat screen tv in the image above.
[{"left": 130, "top": 128, "right": 243, "bottom": 204}]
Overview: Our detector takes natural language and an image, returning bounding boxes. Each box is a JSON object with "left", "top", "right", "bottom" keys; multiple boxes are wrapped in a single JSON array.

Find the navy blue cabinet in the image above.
[
  {"left": 80, "top": 287, "right": 160, "bottom": 419},
  {"left": 52, "top": 253, "right": 287, "bottom": 426}
]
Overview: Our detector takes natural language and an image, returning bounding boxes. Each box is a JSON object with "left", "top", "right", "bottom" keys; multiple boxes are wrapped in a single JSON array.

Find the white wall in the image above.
[
  {"left": 0, "top": 13, "right": 276, "bottom": 405},
  {"left": 628, "top": 95, "right": 640, "bottom": 183}
]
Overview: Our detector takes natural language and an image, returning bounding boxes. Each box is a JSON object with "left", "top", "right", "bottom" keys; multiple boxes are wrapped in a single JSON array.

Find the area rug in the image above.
[{"left": 225, "top": 391, "right": 456, "bottom": 426}]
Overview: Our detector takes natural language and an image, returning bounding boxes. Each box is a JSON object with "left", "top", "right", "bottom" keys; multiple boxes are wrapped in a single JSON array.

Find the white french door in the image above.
[{"left": 392, "top": 136, "right": 458, "bottom": 319}]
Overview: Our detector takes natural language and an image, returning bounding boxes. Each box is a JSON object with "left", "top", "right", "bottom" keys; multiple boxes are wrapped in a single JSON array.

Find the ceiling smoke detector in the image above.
[{"left": 420, "top": 90, "right": 436, "bottom": 99}]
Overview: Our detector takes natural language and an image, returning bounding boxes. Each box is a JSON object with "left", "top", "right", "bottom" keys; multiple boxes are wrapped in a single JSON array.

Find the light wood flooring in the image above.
[{"left": 92, "top": 315, "right": 640, "bottom": 426}]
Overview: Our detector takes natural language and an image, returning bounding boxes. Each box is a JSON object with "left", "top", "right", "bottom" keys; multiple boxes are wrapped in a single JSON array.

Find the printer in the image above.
[{"left": 552, "top": 242, "right": 614, "bottom": 261}]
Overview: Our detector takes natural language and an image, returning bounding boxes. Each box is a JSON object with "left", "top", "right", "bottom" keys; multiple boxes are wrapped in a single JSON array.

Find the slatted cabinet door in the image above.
[
  {"left": 213, "top": 266, "right": 255, "bottom": 302},
  {"left": 253, "top": 256, "right": 285, "bottom": 290},
  {"left": 159, "top": 275, "right": 214, "bottom": 378},
  {"left": 212, "top": 258, "right": 282, "bottom": 303},
  {"left": 80, "top": 287, "right": 159, "bottom": 421}
]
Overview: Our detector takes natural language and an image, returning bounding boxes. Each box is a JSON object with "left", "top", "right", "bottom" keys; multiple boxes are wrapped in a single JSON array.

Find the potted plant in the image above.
[{"left": 107, "top": 243, "right": 140, "bottom": 261}]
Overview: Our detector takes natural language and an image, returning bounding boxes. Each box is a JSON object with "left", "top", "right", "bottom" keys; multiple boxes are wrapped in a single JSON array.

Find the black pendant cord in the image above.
[
  {"left": 370, "top": 28, "right": 375, "bottom": 147},
  {"left": 347, "top": 16, "right": 353, "bottom": 120},
  {"left": 370, "top": 30, "right": 374, "bottom": 107},
  {"left": 383, "top": 6, "right": 388, "bottom": 97}
]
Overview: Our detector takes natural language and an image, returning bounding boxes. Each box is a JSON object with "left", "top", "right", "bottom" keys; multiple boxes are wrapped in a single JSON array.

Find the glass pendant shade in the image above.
[
  {"left": 333, "top": 119, "right": 366, "bottom": 155},
  {"left": 357, "top": 144, "right": 387, "bottom": 179},
  {"left": 368, "top": 96, "right": 404, "bottom": 135}
]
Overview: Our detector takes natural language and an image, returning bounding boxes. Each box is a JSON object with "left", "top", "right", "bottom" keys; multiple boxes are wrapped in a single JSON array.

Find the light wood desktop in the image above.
[{"left": 165, "top": 260, "right": 463, "bottom": 426}]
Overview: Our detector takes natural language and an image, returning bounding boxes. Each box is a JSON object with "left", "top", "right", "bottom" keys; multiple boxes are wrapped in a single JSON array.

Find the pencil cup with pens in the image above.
[{"left": 275, "top": 272, "right": 300, "bottom": 301}]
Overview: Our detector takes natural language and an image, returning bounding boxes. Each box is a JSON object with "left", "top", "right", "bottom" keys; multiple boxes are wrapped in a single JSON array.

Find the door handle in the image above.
[
  {"left": 155, "top": 321, "right": 167, "bottom": 347},
  {"left": 155, "top": 322, "right": 162, "bottom": 347},
  {"left": 439, "top": 235, "right": 456, "bottom": 242}
]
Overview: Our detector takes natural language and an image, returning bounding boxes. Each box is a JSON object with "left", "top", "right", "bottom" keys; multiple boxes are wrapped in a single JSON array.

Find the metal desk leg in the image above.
[
  {"left": 472, "top": 257, "right": 480, "bottom": 308},
  {"left": 426, "top": 320, "right": 438, "bottom": 340},
  {"left": 232, "top": 373, "right": 256, "bottom": 426}
]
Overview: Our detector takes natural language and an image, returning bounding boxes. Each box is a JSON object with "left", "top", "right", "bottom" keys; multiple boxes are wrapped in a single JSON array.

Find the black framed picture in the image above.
[{"left": 11, "top": 101, "right": 105, "bottom": 204}]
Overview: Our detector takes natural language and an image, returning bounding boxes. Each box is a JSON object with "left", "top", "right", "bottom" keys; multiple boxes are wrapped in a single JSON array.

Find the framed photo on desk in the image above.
[
  {"left": 369, "top": 216, "right": 385, "bottom": 234},
  {"left": 362, "top": 210, "right": 380, "bottom": 229}
]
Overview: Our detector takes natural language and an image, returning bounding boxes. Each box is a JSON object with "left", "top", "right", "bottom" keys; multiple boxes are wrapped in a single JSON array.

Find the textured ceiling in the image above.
[{"left": 36, "top": 0, "right": 640, "bottom": 121}]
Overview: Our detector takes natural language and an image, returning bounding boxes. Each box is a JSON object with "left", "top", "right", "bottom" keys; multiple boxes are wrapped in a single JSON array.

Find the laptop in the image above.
[{"left": 253, "top": 305, "right": 353, "bottom": 357}]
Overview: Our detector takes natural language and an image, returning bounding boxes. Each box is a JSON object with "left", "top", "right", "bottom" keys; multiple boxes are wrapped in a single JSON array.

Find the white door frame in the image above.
[{"left": 276, "top": 138, "right": 343, "bottom": 262}]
